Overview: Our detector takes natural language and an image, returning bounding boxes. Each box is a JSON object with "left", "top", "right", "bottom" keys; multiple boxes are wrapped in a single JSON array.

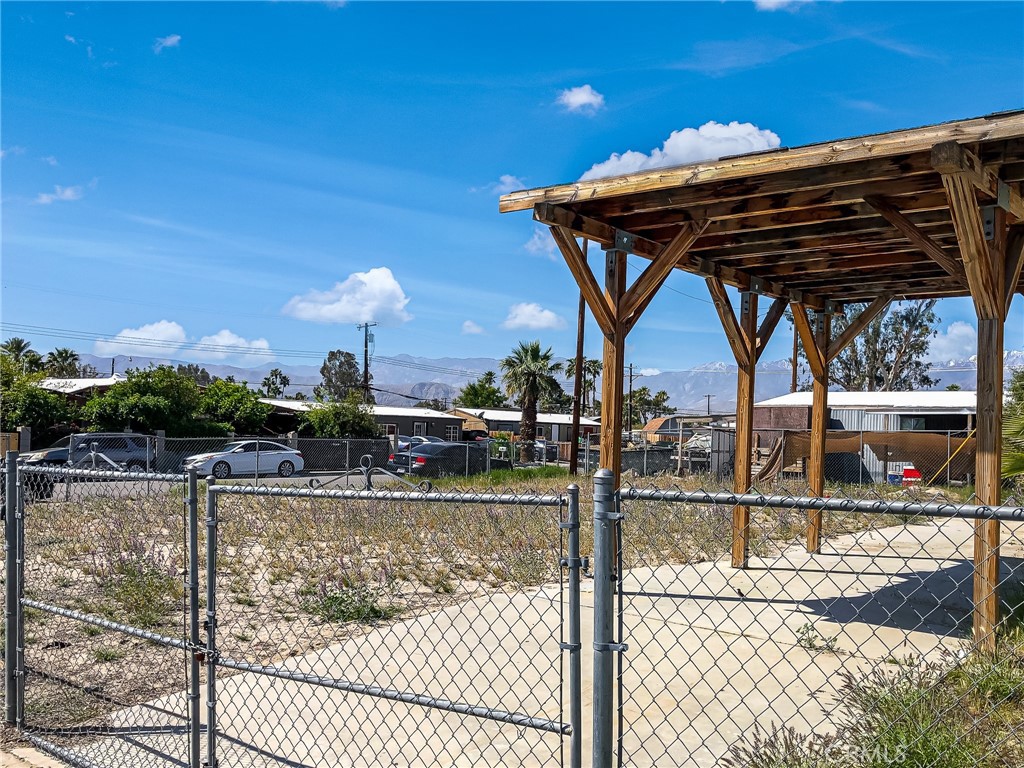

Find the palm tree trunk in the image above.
[{"left": 520, "top": 392, "right": 537, "bottom": 463}]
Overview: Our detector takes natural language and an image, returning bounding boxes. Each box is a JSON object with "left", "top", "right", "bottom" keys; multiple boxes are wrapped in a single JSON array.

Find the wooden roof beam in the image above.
[
  {"left": 755, "top": 298, "right": 787, "bottom": 363},
  {"left": 790, "top": 304, "right": 825, "bottom": 380},
  {"left": 534, "top": 202, "right": 833, "bottom": 311},
  {"left": 548, "top": 226, "right": 616, "bottom": 337},
  {"left": 707, "top": 278, "right": 751, "bottom": 367},
  {"left": 826, "top": 295, "right": 892, "bottom": 362},
  {"left": 932, "top": 141, "right": 1024, "bottom": 221},
  {"left": 1006, "top": 226, "right": 1024, "bottom": 316},
  {"left": 939, "top": 171, "right": 1003, "bottom": 319},
  {"left": 863, "top": 195, "right": 969, "bottom": 288},
  {"left": 620, "top": 220, "right": 708, "bottom": 329}
]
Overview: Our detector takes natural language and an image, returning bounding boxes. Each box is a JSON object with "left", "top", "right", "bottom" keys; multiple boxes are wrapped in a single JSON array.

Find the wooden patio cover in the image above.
[{"left": 500, "top": 110, "right": 1024, "bottom": 648}]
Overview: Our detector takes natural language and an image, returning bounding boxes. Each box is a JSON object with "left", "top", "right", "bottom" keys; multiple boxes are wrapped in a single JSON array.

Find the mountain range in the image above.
[{"left": 77, "top": 350, "right": 1024, "bottom": 414}]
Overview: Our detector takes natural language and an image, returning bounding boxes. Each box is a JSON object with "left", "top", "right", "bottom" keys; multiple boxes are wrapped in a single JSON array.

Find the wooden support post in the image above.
[
  {"left": 940, "top": 163, "right": 1008, "bottom": 652},
  {"left": 601, "top": 249, "right": 627, "bottom": 488},
  {"left": 807, "top": 312, "right": 830, "bottom": 554},
  {"left": 733, "top": 291, "right": 758, "bottom": 567}
]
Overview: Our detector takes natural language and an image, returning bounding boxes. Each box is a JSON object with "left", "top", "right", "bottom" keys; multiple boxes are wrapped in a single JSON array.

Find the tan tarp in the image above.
[{"left": 756, "top": 431, "right": 975, "bottom": 484}]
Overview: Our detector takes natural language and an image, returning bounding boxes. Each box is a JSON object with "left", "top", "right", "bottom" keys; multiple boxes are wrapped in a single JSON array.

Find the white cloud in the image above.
[
  {"left": 501, "top": 302, "right": 567, "bottom": 331},
  {"left": 0, "top": 146, "right": 26, "bottom": 159},
  {"left": 282, "top": 267, "right": 412, "bottom": 325},
  {"left": 192, "top": 329, "right": 271, "bottom": 364},
  {"left": 64, "top": 34, "right": 77, "bottom": 44},
  {"left": 473, "top": 174, "right": 526, "bottom": 195},
  {"left": 580, "top": 120, "right": 781, "bottom": 180},
  {"left": 927, "top": 321, "right": 977, "bottom": 363},
  {"left": 754, "top": 0, "right": 805, "bottom": 9},
  {"left": 41, "top": 156, "right": 58, "bottom": 166},
  {"left": 35, "top": 184, "right": 83, "bottom": 204},
  {"left": 524, "top": 227, "right": 558, "bottom": 261},
  {"left": 153, "top": 34, "right": 181, "bottom": 54},
  {"left": 638, "top": 368, "right": 662, "bottom": 376},
  {"left": 94, "top": 320, "right": 187, "bottom": 357},
  {"left": 461, "top": 320, "right": 485, "bottom": 335},
  {"left": 557, "top": 84, "right": 605, "bottom": 114}
]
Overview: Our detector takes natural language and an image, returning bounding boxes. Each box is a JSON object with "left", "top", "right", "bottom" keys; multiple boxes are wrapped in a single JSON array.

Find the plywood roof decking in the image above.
[{"left": 500, "top": 111, "right": 1024, "bottom": 307}]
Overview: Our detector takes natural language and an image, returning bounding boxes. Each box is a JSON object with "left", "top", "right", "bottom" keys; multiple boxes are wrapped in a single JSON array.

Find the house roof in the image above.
[
  {"left": 754, "top": 390, "right": 977, "bottom": 413},
  {"left": 39, "top": 374, "right": 126, "bottom": 394},
  {"left": 259, "top": 399, "right": 458, "bottom": 420},
  {"left": 500, "top": 110, "right": 1024, "bottom": 307},
  {"left": 451, "top": 407, "right": 600, "bottom": 427}
]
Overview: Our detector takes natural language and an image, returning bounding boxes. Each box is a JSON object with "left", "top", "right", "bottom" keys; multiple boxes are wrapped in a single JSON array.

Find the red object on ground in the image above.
[{"left": 902, "top": 466, "right": 922, "bottom": 486}]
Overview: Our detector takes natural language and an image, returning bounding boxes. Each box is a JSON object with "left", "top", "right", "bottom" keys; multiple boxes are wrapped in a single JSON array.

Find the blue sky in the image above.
[{"left": 2, "top": 0, "right": 1023, "bottom": 375}]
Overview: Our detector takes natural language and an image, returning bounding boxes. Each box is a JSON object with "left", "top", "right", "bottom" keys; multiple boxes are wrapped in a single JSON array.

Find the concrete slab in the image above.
[{"left": 40, "top": 517, "right": 1022, "bottom": 767}]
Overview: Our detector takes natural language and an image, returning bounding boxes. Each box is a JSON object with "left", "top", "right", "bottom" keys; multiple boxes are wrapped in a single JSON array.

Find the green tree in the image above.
[
  {"left": 1, "top": 337, "right": 43, "bottom": 374},
  {"left": 0, "top": 355, "right": 78, "bottom": 444},
  {"left": 199, "top": 379, "right": 273, "bottom": 434},
  {"left": 415, "top": 398, "right": 448, "bottom": 411},
  {"left": 625, "top": 386, "right": 672, "bottom": 428},
  {"left": 945, "top": 383, "right": 962, "bottom": 391},
  {"left": 261, "top": 368, "right": 290, "bottom": 398},
  {"left": 82, "top": 365, "right": 227, "bottom": 436},
  {"left": 78, "top": 363, "right": 100, "bottom": 378},
  {"left": 790, "top": 300, "right": 939, "bottom": 391},
  {"left": 314, "top": 350, "right": 369, "bottom": 403},
  {"left": 454, "top": 371, "right": 506, "bottom": 409},
  {"left": 44, "top": 347, "right": 81, "bottom": 378},
  {"left": 1004, "top": 368, "right": 1024, "bottom": 480},
  {"left": 176, "top": 363, "right": 214, "bottom": 386},
  {"left": 500, "top": 341, "right": 562, "bottom": 463},
  {"left": 299, "top": 393, "right": 379, "bottom": 438},
  {"left": 563, "top": 357, "right": 603, "bottom": 414}
]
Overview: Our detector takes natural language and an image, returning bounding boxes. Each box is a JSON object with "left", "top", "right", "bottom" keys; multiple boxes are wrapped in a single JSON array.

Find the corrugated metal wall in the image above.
[{"left": 831, "top": 409, "right": 891, "bottom": 482}]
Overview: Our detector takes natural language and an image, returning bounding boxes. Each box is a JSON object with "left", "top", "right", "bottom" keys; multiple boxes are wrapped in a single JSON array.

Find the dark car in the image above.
[
  {"left": 387, "top": 442, "right": 510, "bottom": 478},
  {"left": 21, "top": 433, "right": 154, "bottom": 472},
  {"left": 395, "top": 434, "right": 443, "bottom": 452},
  {"left": 533, "top": 439, "right": 559, "bottom": 462}
]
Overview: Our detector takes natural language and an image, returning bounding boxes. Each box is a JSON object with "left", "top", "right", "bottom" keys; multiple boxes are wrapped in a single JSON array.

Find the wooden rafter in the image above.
[
  {"left": 940, "top": 173, "right": 1002, "bottom": 318},
  {"left": 535, "top": 202, "right": 833, "bottom": 311},
  {"left": 755, "top": 298, "right": 787, "bottom": 363},
  {"left": 790, "top": 304, "right": 825, "bottom": 379},
  {"left": 864, "top": 195, "right": 969, "bottom": 288},
  {"left": 1006, "top": 227, "right": 1024, "bottom": 315},
  {"left": 932, "top": 141, "right": 1024, "bottom": 220},
  {"left": 706, "top": 278, "right": 751, "bottom": 367},
  {"left": 826, "top": 295, "right": 892, "bottom": 362},
  {"left": 548, "top": 226, "right": 615, "bottom": 336},
  {"left": 620, "top": 220, "right": 708, "bottom": 325}
]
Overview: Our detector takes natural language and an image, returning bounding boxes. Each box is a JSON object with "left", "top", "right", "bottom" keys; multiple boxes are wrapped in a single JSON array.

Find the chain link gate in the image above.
[
  {"left": 5, "top": 453, "right": 582, "bottom": 768},
  {"left": 4, "top": 459, "right": 202, "bottom": 768}
]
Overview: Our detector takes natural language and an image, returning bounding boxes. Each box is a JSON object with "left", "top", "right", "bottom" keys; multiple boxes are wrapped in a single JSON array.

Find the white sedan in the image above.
[{"left": 184, "top": 440, "right": 304, "bottom": 479}]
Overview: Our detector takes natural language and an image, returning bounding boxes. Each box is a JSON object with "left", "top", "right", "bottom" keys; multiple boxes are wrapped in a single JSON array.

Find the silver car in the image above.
[{"left": 183, "top": 440, "right": 304, "bottom": 479}]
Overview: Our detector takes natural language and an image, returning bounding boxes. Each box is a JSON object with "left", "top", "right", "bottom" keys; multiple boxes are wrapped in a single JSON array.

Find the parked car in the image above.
[
  {"left": 183, "top": 440, "right": 304, "bottom": 479},
  {"left": 533, "top": 439, "right": 559, "bottom": 462},
  {"left": 395, "top": 434, "right": 443, "bottom": 452},
  {"left": 20, "top": 433, "right": 155, "bottom": 472},
  {"left": 387, "top": 442, "right": 510, "bottom": 478}
]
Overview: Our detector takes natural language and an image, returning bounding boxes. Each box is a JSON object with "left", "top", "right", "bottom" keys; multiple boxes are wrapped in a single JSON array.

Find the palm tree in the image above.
[
  {"left": 563, "top": 357, "right": 603, "bottom": 414},
  {"left": 44, "top": 347, "right": 81, "bottom": 378},
  {"left": 500, "top": 341, "right": 562, "bottom": 463},
  {"left": 1, "top": 337, "right": 43, "bottom": 373}
]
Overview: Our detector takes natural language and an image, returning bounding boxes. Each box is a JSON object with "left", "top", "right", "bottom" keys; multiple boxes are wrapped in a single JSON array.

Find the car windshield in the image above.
[
  {"left": 46, "top": 436, "right": 72, "bottom": 449},
  {"left": 222, "top": 442, "right": 247, "bottom": 452}
]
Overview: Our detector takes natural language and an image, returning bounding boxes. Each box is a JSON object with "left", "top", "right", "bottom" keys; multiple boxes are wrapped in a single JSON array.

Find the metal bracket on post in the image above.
[
  {"left": 982, "top": 206, "right": 997, "bottom": 241},
  {"left": 813, "top": 312, "right": 826, "bottom": 335},
  {"left": 749, "top": 277, "right": 765, "bottom": 295},
  {"left": 996, "top": 179, "right": 1011, "bottom": 212},
  {"left": 740, "top": 291, "right": 752, "bottom": 318},
  {"left": 602, "top": 230, "right": 636, "bottom": 255}
]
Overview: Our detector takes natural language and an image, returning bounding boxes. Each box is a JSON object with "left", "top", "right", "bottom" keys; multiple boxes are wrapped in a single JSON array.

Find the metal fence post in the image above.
[
  {"left": 187, "top": 470, "right": 201, "bottom": 768},
  {"left": 4, "top": 451, "right": 19, "bottom": 726},
  {"left": 563, "top": 484, "right": 583, "bottom": 768},
  {"left": 592, "top": 469, "right": 619, "bottom": 768},
  {"left": 205, "top": 478, "right": 219, "bottom": 768}
]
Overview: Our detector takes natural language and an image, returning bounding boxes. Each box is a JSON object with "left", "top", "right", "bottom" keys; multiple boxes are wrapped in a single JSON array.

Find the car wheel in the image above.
[
  {"left": 277, "top": 460, "right": 295, "bottom": 478},
  {"left": 126, "top": 460, "right": 146, "bottom": 473},
  {"left": 212, "top": 461, "right": 231, "bottom": 479}
]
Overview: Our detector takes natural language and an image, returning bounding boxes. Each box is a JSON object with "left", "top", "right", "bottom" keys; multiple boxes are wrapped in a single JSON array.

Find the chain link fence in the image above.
[
  {"left": 6, "top": 455, "right": 1024, "bottom": 768},
  {"left": 602, "top": 476, "right": 1024, "bottom": 767},
  {"left": 3, "top": 456, "right": 581, "bottom": 768}
]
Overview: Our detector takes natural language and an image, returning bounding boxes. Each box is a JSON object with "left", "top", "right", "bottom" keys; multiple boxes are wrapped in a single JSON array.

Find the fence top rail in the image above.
[
  {"left": 619, "top": 487, "right": 1024, "bottom": 522},
  {"left": 209, "top": 481, "right": 565, "bottom": 507},
  {"left": 18, "top": 464, "right": 186, "bottom": 483}
]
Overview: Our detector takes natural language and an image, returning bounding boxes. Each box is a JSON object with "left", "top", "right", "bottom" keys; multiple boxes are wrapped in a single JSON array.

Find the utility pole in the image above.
[
  {"left": 357, "top": 322, "right": 377, "bottom": 403},
  {"left": 703, "top": 393, "right": 713, "bottom": 416},
  {"left": 625, "top": 364, "right": 644, "bottom": 437}
]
